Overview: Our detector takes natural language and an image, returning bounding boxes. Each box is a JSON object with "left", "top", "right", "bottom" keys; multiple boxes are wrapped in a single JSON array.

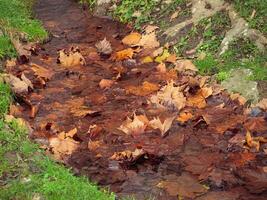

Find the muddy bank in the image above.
[{"left": 5, "top": 0, "right": 267, "bottom": 199}]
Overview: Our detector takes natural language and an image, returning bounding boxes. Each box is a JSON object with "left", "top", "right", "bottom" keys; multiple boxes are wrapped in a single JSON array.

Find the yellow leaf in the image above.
[
  {"left": 155, "top": 49, "right": 170, "bottom": 63},
  {"left": 141, "top": 56, "right": 153, "bottom": 63},
  {"left": 122, "top": 32, "right": 141, "bottom": 46}
]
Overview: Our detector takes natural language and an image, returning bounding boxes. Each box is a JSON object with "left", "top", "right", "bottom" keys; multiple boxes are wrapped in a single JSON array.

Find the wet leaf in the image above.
[
  {"left": 150, "top": 81, "right": 186, "bottom": 110},
  {"left": 114, "top": 48, "right": 134, "bottom": 61},
  {"left": 157, "top": 173, "right": 207, "bottom": 198},
  {"left": 177, "top": 111, "right": 193, "bottom": 124},
  {"left": 156, "top": 63, "right": 167, "bottom": 73},
  {"left": 110, "top": 148, "right": 145, "bottom": 162},
  {"left": 70, "top": 106, "right": 98, "bottom": 118},
  {"left": 118, "top": 113, "right": 149, "bottom": 135},
  {"left": 230, "top": 93, "right": 247, "bottom": 105},
  {"left": 122, "top": 32, "right": 141, "bottom": 46},
  {"left": 99, "top": 79, "right": 114, "bottom": 89},
  {"left": 88, "top": 140, "right": 103, "bottom": 151},
  {"left": 31, "top": 63, "right": 53, "bottom": 80},
  {"left": 58, "top": 47, "right": 86, "bottom": 67},
  {"left": 95, "top": 38, "right": 112, "bottom": 55},
  {"left": 149, "top": 116, "right": 175, "bottom": 136},
  {"left": 126, "top": 81, "right": 159, "bottom": 96}
]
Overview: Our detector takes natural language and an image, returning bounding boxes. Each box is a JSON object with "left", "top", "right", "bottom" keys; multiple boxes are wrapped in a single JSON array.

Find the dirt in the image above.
[{"left": 6, "top": 0, "right": 267, "bottom": 199}]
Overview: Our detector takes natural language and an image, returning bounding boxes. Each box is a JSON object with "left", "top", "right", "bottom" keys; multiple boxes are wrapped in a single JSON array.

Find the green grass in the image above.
[
  {"left": 0, "top": 83, "right": 115, "bottom": 200},
  {"left": 233, "top": 0, "right": 267, "bottom": 35},
  {"left": 0, "top": 0, "right": 48, "bottom": 58}
]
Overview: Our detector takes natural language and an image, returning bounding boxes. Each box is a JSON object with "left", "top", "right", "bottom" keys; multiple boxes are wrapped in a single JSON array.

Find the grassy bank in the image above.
[
  {"left": 90, "top": 0, "right": 267, "bottom": 82},
  {"left": 0, "top": 0, "right": 48, "bottom": 59},
  {"left": 0, "top": 83, "right": 114, "bottom": 200}
]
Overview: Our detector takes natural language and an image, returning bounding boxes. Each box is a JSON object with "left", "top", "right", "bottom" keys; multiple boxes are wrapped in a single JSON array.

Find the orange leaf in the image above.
[
  {"left": 126, "top": 81, "right": 159, "bottom": 96},
  {"left": 122, "top": 32, "right": 141, "bottom": 46},
  {"left": 177, "top": 112, "right": 193, "bottom": 123},
  {"left": 99, "top": 79, "right": 114, "bottom": 89},
  {"left": 114, "top": 48, "right": 134, "bottom": 61}
]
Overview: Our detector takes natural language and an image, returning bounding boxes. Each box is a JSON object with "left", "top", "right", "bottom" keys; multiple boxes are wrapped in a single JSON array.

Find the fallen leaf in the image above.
[
  {"left": 88, "top": 140, "right": 103, "bottom": 151},
  {"left": 95, "top": 38, "right": 112, "bottom": 55},
  {"left": 149, "top": 116, "right": 175, "bottom": 136},
  {"left": 156, "top": 63, "right": 167, "bottom": 73},
  {"left": 157, "top": 173, "right": 207, "bottom": 198},
  {"left": 246, "top": 131, "right": 267, "bottom": 151},
  {"left": 177, "top": 112, "right": 193, "bottom": 124},
  {"left": 99, "top": 79, "right": 114, "bottom": 89},
  {"left": 244, "top": 117, "right": 267, "bottom": 133},
  {"left": 150, "top": 81, "right": 186, "bottom": 110},
  {"left": 110, "top": 148, "right": 145, "bottom": 162},
  {"left": 187, "top": 87, "right": 212, "bottom": 109},
  {"left": 155, "top": 49, "right": 170, "bottom": 63},
  {"left": 114, "top": 48, "right": 134, "bottom": 61},
  {"left": 3, "top": 74, "right": 29, "bottom": 94},
  {"left": 137, "top": 32, "right": 160, "bottom": 49},
  {"left": 118, "top": 113, "right": 149, "bottom": 135},
  {"left": 175, "top": 59, "right": 198, "bottom": 72},
  {"left": 21, "top": 73, "right": 33, "bottom": 90},
  {"left": 70, "top": 106, "right": 98, "bottom": 118},
  {"left": 58, "top": 47, "right": 86, "bottom": 67},
  {"left": 152, "top": 47, "right": 164, "bottom": 58},
  {"left": 230, "top": 93, "right": 247, "bottom": 105},
  {"left": 58, "top": 128, "right": 78, "bottom": 140},
  {"left": 170, "top": 11, "right": 179, "bottom": 21},
  {"left": 31, "top": 63, "right": 53, "bottom": 80},
  {"left": 122, "top": 32, "right": 141, "bottom": 46},
  {"left": 256, "top": 98, "right": 267, "bottom": 110},
  {"left": 126, "top": 81, "right": 159, "bottom": 96},
  {"left": 141, "top": 56, "right": 153, "bottom": 63},
  {"left": 144, "top": 25, "right": 159, "bottom": 34},
  {"left": 166, "top": 54, "right": 177, "bottom": 63},
  {"left": 5, "top": 59, "right": 16, "bottom": 68}
]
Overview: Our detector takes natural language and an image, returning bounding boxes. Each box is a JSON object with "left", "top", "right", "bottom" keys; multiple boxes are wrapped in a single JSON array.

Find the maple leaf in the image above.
[
  {"left": 122, "top": 32, "right": 141, "bottom": 46},
  {"left": 114, "top": 48, "right": 134, "bottom": 61},
  {"left": 187, "top": 87, "right": 213, "bottom": 109},
  {"left": 137, "top": 31, "right": 160, "bottom": 49},
  {"left": 95, "top": 38, "right": 112, "bottom": 55},
  {"left": 58, "top": 47, "right": 86, "bottom": 67},
  {"left": 70, "top": 106, "right": 98, "bottom": 118},
  {"left": 177, "top": 111, "right": 193, "bottom": 124},
  {"left": 118, "top": 113, "right": 149, "bottom": 135},
  {"left": 149, "top": 116, "right": 175, "bottom": 136},
  {"left": 126, "top": 81, "right": 159, "bottom": 96},
  {"left": 110, "top": 148, "right": 145, "bottom": 162},
  {"left": 150, "top": 81, "right": 186, "bottom": 110}
]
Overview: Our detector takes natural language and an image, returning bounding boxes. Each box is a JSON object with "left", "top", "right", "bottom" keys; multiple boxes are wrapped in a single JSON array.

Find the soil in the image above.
[{"left": 7, "top": 0, "right": 267, "bottom": 199}]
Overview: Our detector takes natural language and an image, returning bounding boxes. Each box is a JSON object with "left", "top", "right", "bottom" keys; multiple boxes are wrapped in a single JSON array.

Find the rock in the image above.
[{"left": 221, "top": 68, "right": 259, "bottom": 103}]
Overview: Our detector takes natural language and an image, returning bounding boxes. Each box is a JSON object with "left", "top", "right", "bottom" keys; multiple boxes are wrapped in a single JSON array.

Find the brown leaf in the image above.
[
  {"left": 149, "top": 116, "right": 175, "bottom": 136},
  {"left": 150, "top": 81, "right": 186, "bottom": 110},
  {"left": 118, "top": 113, "right": 149, "bottom": 135},
  {"left": 110, "top": 148, "right": 145, "bottom": 162},
  {"left": 3, "top": 74, "right": 29, "bottom": 94},
  {"left": 31, "top": 63, "right": 53, "bottom": 80},
  {"left": 58, "top": 47, "right": 86, "bottom": 67},
  {"left": 95, "top": 38, "right": 112, "bottom": 55},
  {"left": 256, "top": 98, "right": 267, "bottom": 110},
  {"left": 114, "top": 48, "right": 134, "bottom": 61},
  {"left": 88, "top": 140, "right": 103, "bottom": 151},
  {"left": 99, "top": 79, "right": 114, "bottom": 89},
  {"left": 157, "top": 173, "right": 207, "bottom": 198},
  {"left": 126, "top": 81, "right": 159, "bottom": 96},
  {"left": 122, "top": 32, "right": 141, "bottom": 46},
  {"left": 230, "top": 93, "right": 247, "bottom": 105},
  {"left": 156, "top": 63, "right": 167, "bottom": 73},
  {"left": 175, "top": 59, "right": 198, "bottom": 72},
  {"left": 137, "top": 32, "right": 160, "bottom": 49},
  {"left": 244, "top": 117, "right": 267, "bottom": 133},
  {"left": 187, "top": 87, "right": 212, "bottom": 109},
  {"left": 70, "top": 106, "right": 98, "bottom": 118},
  {"left": 166, "top": 54, "right": 177, "bottom": 63}
]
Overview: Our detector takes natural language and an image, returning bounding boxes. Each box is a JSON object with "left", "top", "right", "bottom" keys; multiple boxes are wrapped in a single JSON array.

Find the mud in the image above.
[{"left": 7, "top": 0, "right": 267, "bottom": 199}]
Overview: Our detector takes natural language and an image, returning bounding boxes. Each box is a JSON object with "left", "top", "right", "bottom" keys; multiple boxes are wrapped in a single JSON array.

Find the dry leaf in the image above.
[
  {"left": 70, "top": 106, "right": 98, "bottom": 118},
  {"left": 149, "top": 116, "right": 175, "bottom": 136},
  {"left": 122, "top": 32, "right": 141, "bottom": 46},
  {"left": 95, "top": 38, "right": 112, "bottom": 55},
  {"left": 246, "top": 131, "right": 267, "bottom": 151},
  {"left": 156, "top": 63, "right": 167, "bottom": 73},
  {"left": 99, "top": 79, "right": 114, "bottom": 89},
  {"left": 3, "top": 74, "right": 29, "bottom": 94},
  {"left": 58, "top": 47, "right": 86, "bottom": 67},
  {"left": 150, "top": 81, "right": 186, "bottom": 110},
  {"left": 114, "top": 48, "right": 134, "bottom": 61},
  {"left": 126, "top": 81, "right": 159, "bottom": 96},
  {"left": 21, "top": 73, "right": 33, "bottom": 89},
  {"left": 170, "top": 11, "right": 179, "bottom": 21},
  {"left": 152, "top": 47, "right": 164, "bottom": 58},
  {"left": 175, "top": 59, "right": 198, "bottom": 72},
  {"left": 155, "top": 49, "right": 170, "bottom": 63},
  {"left": 118, "top": 113, "right": 149, "bottom": 135},
  {"left": 187, "top": 87, "right": 212, "bottom": 109},
  {"left": 177, "top": 112, "right": 193, "bottom": 124},
  {"left": 5, "top": 59, "right": 16, "bottom": 68},
  {"left": 144, "top": 25, "right": 159, "bottom": 34},
  {"left": 166, "top": 54, "right": 177, "bottom": 63},
  {"left": 88, "top": 140, "right": 103, "bottom": 151},
  {"left": 137, "top": 32, "right": 160, "bottom": 49}
]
